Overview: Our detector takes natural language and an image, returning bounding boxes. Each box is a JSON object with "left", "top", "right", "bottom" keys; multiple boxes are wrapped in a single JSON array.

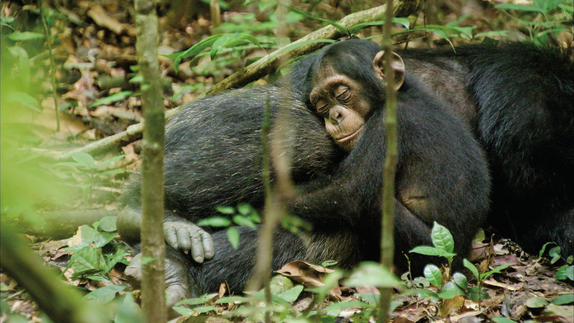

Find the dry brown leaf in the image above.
[
  {"left": 439, "top": 295, "right": 465, "bottom": 318},
  {"left": 275, "top": 260, "right": 341, "bottom": 300}
]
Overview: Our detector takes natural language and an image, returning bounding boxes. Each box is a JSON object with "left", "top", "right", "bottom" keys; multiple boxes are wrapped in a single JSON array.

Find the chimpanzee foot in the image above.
[{"left": 124, "top": 251, "right": 194, "bottom": 312}]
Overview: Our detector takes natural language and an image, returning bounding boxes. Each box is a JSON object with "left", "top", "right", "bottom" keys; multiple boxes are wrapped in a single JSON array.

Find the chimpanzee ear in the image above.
[{"left": 373, "top": 51, "right": 405, "bottom": 91}]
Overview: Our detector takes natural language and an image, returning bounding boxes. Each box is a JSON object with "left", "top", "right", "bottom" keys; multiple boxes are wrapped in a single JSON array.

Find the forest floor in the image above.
[{"left": 1, "top": 1, "right": 572, "bottom": 322}]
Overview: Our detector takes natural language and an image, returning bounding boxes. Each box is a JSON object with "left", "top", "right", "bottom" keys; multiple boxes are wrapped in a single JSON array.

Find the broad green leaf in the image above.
[
  {"left": 431, "top": 222, "right": 455, "bottom": 253},
  {"left": 83, "top": 285, "right": 126, "bottom": 303},
  {"left": 8, "top": 46, "right": 30, "bottom": 91},
  {"left": 216, "top": 206, "right": 235, "bottom": 215},
  {"left": 344, "top": 262, "right": 401, "bottom": 288},
  {"left": 226, "top": 226, "right": 240, "bottom": 249},
  {"left": 409, "top": 246, "right": 456, "bottom": 258},
  {"left": 114, "top": 294, "right": 144, "bottom": 323},
  {"left": 453, "top": 272, "right": 468, "bottom": 290},
  {"left": 439, "top": 281, "right": 465, "bottom": 299},
  {"left": 423, "top": 264, "right": 442, "bottom": 288},
  {"left": 98, "top": 216, "right": 117, "bottom": 232},
  {"left": 555, "top": 265, "right": 574, "bottom": 280},
  {"left": 233, "top": 215, "right": 257, "bottom": 229},
  {"left": 549, "top": 246, "right": 562, "bottom": 264},
  {"left": 193, "top": 306, "right": 216, "bottom": 313},
  {"left": 356, "top": 293, "right": 379, "bottom": 306},
  {"left": 526, "top": 296, "right": 549, "bottom": 308},
  {"left": 196, "top": 216, "right": 232, "bottom": 227},
  {"left": 552, "top": 294, "right": 574, "bottom": 305},
  {"left": 71, "top": 152, "right": 95, "bottom": 168},
  {"left": 468, "top": 286, "right": 489, "bottom": 302},
  {"left": 172, "top": 306, "right": 195, "bottom": 317},
  {"left": 89, "top": 91, "right": 133, "bottom": 108},
  {"left": 2, "top": 92, "right": 40, "bottom": 112},
  {"left": 277, "top": 285, "right": 304, "bottom": 302},
  {"left": 104, "top": 248, "right": 128, "bottom": 272},
  {"left": 463, "top": 258, "right": 480, "bottom": 280}
]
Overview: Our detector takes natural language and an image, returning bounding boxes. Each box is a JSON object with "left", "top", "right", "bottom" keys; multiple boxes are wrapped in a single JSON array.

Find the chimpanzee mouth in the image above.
[{"left": 337, "top": 126, "right": 364, "bottom": 143}]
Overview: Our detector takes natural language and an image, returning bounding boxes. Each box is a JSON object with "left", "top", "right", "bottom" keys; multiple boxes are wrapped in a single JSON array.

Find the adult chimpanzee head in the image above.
[{"left": 306, "top": 39, "right": 405, "bottom": 151}]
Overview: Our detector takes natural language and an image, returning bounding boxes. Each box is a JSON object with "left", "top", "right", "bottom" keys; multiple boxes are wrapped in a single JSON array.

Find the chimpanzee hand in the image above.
[{"left": 164, "top": 221, "right": 214, "bottom": 263}]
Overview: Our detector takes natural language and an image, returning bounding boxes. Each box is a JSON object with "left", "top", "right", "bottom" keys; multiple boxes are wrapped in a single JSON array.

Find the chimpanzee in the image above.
[
  {"left": 291, "top": 39, "right": 574, "bottom": 258},
  {"left": 118, "top": 40, "right": 490, "bottom": 305},
  {"left": 397, "top": 42, "right": 574, "bottom": 257}
]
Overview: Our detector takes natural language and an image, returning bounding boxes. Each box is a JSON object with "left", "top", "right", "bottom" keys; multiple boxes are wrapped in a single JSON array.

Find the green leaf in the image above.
[
  {"left": 321, "top": 260, "right": 338, "bottom": 267},
  {"left": 215, "top": 296, "right": 249, "bottom": 304},
  {"left": 463, "top": 258, "right": 480, "bottom": 280},
  {"left": 555, "top": 265, "right": 574, "bottom": 281},
  {"left": 453, "top": 272, "right": 468, "bottom": 290},
  {"left": 549, "top": 246, "right": 562, "bottom": 264},
  {"left": 196, "top": 216, "right": 232, "bottom": 227},
  {"left": 96, "top": 154, "right": 126, "bottom": 168},
  {"left": 89, "top": 91, "right": 133, "bottom": 108},
  {"left": 172, "top": 306, "right": 195, "bottom": 317},
  {"left": 288, "top": 7, "right": 349, "bottom": 36},
  {"left": 423, "top": 264, "right": 442, "bottom": 288},
  {"left": 277, "top": 285, "right": 304, "bottom": 302},
  {"left": 325, "top": 301, "right": 374, "bottom": 314},
  {"left": 344, "top": 262, "right": 401, "bottom": 288},
  {"left": 492, "top": 318, "right": 517, "bottom": 323},
  {"left": 216, "top": 206, "right": 235, "bottom": 215},
  {"left": 8, "top": 46, "right": 30, "bottom": 92},
  {"left": 409, "top": 246, "right": 456, "bottom": 259},
  {"left": 431, "top": 222, "right": 455, "bottom": 253},
  {"left": 8, "top": 31, "right": 45, "bottom": 42},
  {"left": 83, "top": 285, "right": 126, "bottom": 303},
  {"left": 439, "top": 281, "right": 465, "bottom": 299},
  {"left": 356, "top": 293, "right": 379, "bottom": 306},
  {"left": 114, "top": 294, "right": 144, "bottom": 323},
  {"left": 193, "top": 306, "right": 216, "bottom": 313},
  {"left": 539, "top": 242, "right": 556, "bottom": 257},
  {"left": 165, "top": 35, "right": 225, "bottom": 72},
  {"left": 349, "top": 18, "right": 410, "bottom": 34},
  {"left": 468, "top": 286, "right": 489, "bottom": 302},
  {"left": 175, "top": 293, "right": 217, "bottom": 306},
  {"left": 480, "top": 263, "right": 514, "bottom": 280},
  {"left": 226, "top": 226, "right": 240, "bottom": 249},
  {"left": 526, "top": 296, "right": 549, "bottom": 308},
  {"left": 233, "top": 215, "right": 257, "bottom": 229},
  {"left": 98, "top": 216, "right": 117, "bottom": 232},
  {"left": 552, "top": 294, "right": 574, "bottom": 305},
  {"left": 71, "top": 152, "right": 96, "bottom": 168},
  {"left": 496, "top": 3, "right": 545, "bottom": 13},
  {"left": 2, "top": 91, "right": 41, "bottom": 112}
]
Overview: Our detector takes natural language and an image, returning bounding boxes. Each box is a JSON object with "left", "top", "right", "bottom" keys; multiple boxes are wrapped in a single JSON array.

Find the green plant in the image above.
[
  {"left": 493, "top": 0, "right": 573, "bottom": 42},
  {"left": 63, "top": 216, "right": 129, "bottom": 283},
  {"left": 539, "top": 242, "right": 574, "bottom": 281},
  {"left": 196, "top": 204, "right": 261, "bottom": 249},
  {"left": 54, "top": 152, "right": 128, "bottom": 206}
]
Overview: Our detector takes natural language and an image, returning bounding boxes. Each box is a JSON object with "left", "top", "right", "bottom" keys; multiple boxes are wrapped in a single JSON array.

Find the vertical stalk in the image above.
[
  {"left": 135, "top": 0, "right": 166, "bottom": 321},
  {"left": 378, "top": 0, "right": 398, "bottom": 322}
]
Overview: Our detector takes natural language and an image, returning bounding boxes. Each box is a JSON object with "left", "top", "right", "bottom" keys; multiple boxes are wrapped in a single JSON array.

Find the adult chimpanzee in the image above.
[
  {"left": 118, "top": 40, "right": 490, "bottom": 305},
  {"left": 398, "top": 42, "right": 574, "bottom": 257}
]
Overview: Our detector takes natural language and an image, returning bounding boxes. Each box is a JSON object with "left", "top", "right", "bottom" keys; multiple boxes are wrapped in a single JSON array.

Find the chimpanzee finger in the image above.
[
  {"left": 164, "top": 225, "right": 179, "bottom": 250},
  {"left": 190, "top": 236, "right": 205, "bottom": 263},
  {"left": 176, "top": 228, "right": 192, "bottom": 253},
  {"left": 200, "top": 231, "right": 214, "bottom": 259}
]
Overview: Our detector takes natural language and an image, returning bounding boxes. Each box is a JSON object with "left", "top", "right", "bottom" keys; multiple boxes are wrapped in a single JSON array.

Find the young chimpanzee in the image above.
[
  {"left": 118, "top": 40, "right": 490, "bottom": 306},
  {"left": 293, "top": 39, "right": 574, "bottom": 258}
]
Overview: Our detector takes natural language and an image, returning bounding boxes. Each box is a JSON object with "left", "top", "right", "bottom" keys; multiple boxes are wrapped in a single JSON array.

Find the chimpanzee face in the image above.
[{"left": 309, "top": 67, "right": 371, "bottom": 152}]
